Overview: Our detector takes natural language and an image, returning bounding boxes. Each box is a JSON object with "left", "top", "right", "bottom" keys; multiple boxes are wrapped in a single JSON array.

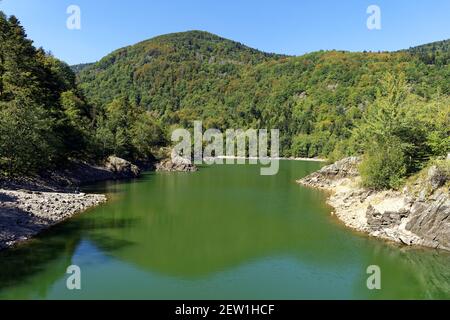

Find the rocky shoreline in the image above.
[
  {"left": 298, "top": 157, "right": 450, "bottom": 252},
  {"left": 0, "top": 156, "right": 141, "bottom": 251},
  {"left": 0, "top": 189, "right": 106, "bottom": 250},
  {"left": 0, "top": 152, "right": 200, "bottom": 251}
]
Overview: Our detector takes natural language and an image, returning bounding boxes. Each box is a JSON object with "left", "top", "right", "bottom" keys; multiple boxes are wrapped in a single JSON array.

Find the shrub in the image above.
[{"left": 359, "top": 139, "right": 407, "bottom": 190}]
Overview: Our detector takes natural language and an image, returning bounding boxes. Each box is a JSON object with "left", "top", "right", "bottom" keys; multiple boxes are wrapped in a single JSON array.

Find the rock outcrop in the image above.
[
  {"left": 0, "top": 156, "right": 142, "bottom": 192},
  {"left": 156, "top": 154, "right": 198, "bottom": 172},
  {"left": 405, "top": 173, "right": 450, "bottom": 249},
  {"left": 105, "top": 156, "right": 141, "bottom": 178},
  {"left": 298, "top": 158, "right": 450, "bottom": 251},
  {"left": 299, "top": 156, "right": 361, "bottom": 189}
]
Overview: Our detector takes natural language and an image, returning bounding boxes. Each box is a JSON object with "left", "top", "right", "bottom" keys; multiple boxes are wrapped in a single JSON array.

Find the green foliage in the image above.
[
  {"left": 77, "top": 32, "right": 449, "bottom": 159},
  {"left": 291, "top": 134, "right": 311, "bottom": 158},
  {"left": 1, "top": 14, "right": 448, "bottom": 184},
  {"left": 359, "top": 139, "right": 407, "bottom": 190},
  {"left": 0, "top": 12, "right": 166, "bottom": 175},
  {"left": 94, "top": 97, "right": 165, "bottom": 161},
  {"left": 0, "top": 13, "right": 93, "bottom": 175},
  {"left": 0, "top": 97, "right": 56, "bottom": 175},
  {"left": 421, "top": 95, "right": 450, "bottom": 157},
  {"left": 131, "top": 113, "right": 166, "bottom": 159},
  {"left": 354, "top": 73, "right": 449, "bottom": 189},
  {"left": 405, "top": 39, "right": 450, "bottom": 66}
]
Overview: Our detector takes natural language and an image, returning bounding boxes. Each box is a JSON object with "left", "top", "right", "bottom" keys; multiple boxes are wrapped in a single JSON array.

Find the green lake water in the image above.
[{"left": 0, "top": 161, "right": 449, "bottom": 299}]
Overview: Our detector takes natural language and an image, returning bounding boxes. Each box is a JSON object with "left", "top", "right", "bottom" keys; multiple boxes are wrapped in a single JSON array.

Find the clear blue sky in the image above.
[{"left": 1, "top": 0, "right": 449, "bottom": 65}]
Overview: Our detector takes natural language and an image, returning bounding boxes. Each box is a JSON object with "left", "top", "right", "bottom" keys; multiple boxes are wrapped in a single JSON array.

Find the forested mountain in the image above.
[
  {"left": 1, "top": 12, "right": 448, "bottom": 190},
  {"left": 77, "top": 31, "right": 449, "bottom": 160},
  {"left": 77, "top": 31, "right": 285, "bottom": 118},
  {"left": 405, "top": 39, "right": 450, "bottom": 66}
]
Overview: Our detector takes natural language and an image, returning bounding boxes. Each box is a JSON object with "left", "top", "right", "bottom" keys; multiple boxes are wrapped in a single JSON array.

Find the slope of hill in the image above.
[
  {"left": 405, "top": 39, "right": 450, "bottom": 65},
  {"left": 1, "top": 10, "right": 448, "bottom": 192},
  {"left": 77, "top": 31, "right": 449, "bottom": 157},
  {"left": 71, "top": 63, "right": 94, "bottom": 73},
  {"left": 77, "top": 31, "right": 285, "bottom": 115}
]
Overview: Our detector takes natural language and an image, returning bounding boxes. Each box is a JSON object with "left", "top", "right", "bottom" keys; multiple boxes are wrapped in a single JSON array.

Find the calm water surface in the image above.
[{"left": 0, "top": 161, "right": 449, "bottom": 299}]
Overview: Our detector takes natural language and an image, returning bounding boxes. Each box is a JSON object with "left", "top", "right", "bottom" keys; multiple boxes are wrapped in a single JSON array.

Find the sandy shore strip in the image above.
[{"left": 0, "top": 189, "right": 106, "bottom": 250}]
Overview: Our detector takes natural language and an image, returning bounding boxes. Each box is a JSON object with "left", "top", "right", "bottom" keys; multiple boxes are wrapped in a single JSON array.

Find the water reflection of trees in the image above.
[
  {"left": 354, "top": 243, "right": 450, "bottom": 299},
  {"left": 0, "top": 215, "right": 137, "bottom": 299},
  {"left": 1, "top": 165, "right": 449, "bottom": 299}
]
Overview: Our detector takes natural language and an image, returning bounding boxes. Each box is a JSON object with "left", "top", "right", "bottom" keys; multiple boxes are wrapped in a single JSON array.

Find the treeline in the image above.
[{"left": 0, "top": 13, "right": 165, "bottom": 176}]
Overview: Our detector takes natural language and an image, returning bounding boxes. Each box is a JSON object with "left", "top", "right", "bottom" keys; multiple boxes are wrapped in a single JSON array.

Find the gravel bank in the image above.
[
  {"left": 0, "top": 189, "right": 106, "bottom": 250},
  {"left": 0, "top": 156, "right": 143, "bottom": 251}
]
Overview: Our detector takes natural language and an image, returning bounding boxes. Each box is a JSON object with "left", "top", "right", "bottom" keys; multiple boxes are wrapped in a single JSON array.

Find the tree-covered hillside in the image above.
[
  {"left": 78, "top": 31, "right": 284, "bottom": 118},
  {"left": 405, "top": 39, "right": 450, "bottom": 66},
  {"left": 70, "top": 63, "right": 94, "bottom": 73},
  {"left": 1, "top": 13, "right": 448, "bottom": 190},
  {"left": 77, "top": 31, "right": 449, "bottom": 159}
]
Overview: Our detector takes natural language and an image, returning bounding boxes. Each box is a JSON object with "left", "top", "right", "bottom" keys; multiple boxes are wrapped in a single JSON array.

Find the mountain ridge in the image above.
[
  {"left": 76, "top": 30, "right": 449, "bottom": 158},
  {"left": 72, "top": 31, "right": 449, "bottom": 68}
]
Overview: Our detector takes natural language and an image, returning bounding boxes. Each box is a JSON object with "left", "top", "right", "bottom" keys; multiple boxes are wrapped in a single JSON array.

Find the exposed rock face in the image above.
[
  {"left": 105, "top": 156, "right": 140, "bottom": 178},
  {"left": 406, "top": 190, "right": 450, "bottom": 250},
  {"left": 299, "top": 156, "right": 361, "bottom": 189},
  {"left": 427, "top": 165, "right": 447, "bottom": 190},
  {"left": 156, "top": 154, "right": 198, "bottom": 172},
  {"left": 366, "top": 204, "right": 410, "bottom": 230},
  {"left": 298, "top": 158, "right": 450, "bottom": 252}
]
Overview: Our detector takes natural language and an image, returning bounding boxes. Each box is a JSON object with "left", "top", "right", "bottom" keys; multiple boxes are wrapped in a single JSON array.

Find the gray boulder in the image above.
[
  {"left": 105, "top": 156, "right": 140, "bottom": 178},
  {"left": 156, "top": 154, "right": 197, "bottom": 172}
]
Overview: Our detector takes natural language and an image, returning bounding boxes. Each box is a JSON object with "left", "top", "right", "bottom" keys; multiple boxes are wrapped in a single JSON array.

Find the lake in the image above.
[{"left": 0, "top": 161, "right": 449, "bottom": 299}]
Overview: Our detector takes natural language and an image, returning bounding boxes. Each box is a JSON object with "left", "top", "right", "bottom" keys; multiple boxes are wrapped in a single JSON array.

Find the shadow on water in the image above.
[{"left": 81, "top": 172, "right": 157, "bottom": 195}]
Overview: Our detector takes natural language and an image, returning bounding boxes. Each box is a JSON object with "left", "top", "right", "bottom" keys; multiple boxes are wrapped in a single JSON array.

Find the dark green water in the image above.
[{"left": 0, "top": 161, "right": 449, "bottom": 299}]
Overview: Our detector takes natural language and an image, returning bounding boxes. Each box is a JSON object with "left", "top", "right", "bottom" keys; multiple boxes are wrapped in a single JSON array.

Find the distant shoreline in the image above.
[{"left": 211, "top": 156, "right": 326, "bottom": 162}]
